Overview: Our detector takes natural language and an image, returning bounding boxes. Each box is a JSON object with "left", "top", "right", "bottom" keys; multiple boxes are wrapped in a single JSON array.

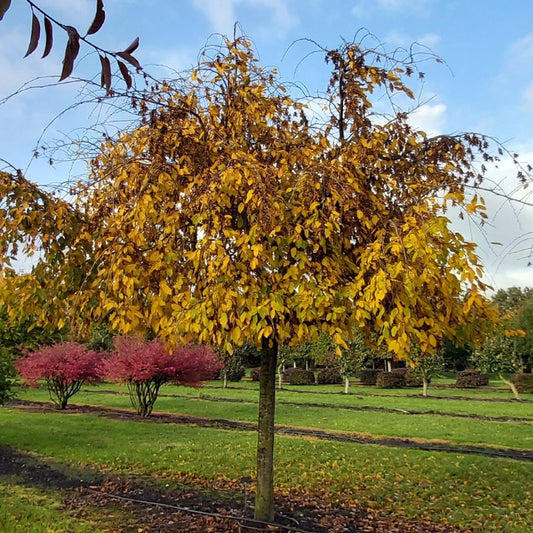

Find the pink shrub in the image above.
[
  {"left": 106, "top": 337, "right": 220, "bottom": 416},
  {"left": 15, "top": 342, "right": 105, "bottom": 409}
]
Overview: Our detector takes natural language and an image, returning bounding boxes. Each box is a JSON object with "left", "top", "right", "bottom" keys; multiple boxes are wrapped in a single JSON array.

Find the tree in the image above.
[
  {"left": 15, "top": 341, "right": 105, "bottom": 408},
  {"left": 471, "top": 334, "right": 523, "bottom": 399},
  {"left": 106, "top": 337, "right": 219, "bottom": 416},
  {"left": 409, "top": 345, "right": 445, "bottom": 397},
  {"left": 0, "top": 36, "right": 521, "bottom": 520},
  {"left": 217, "top": 346, "right": 246, "bottom": 388},
  {"left": 493, "top": 287, "right": 533, "bottom": 372},
  {"left": 338, "top": 330, "right": 371, "bottom": 394}
]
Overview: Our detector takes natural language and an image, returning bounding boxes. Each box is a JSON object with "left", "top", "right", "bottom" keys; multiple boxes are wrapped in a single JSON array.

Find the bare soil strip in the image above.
[{"left": 9, "top": 400, "right": 533, "bottom": 462}]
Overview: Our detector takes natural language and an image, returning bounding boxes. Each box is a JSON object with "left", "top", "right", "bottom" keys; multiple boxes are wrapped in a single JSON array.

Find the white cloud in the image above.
[
  {"left": 192, "top": 0, "right": 297, "bottom": 39},
  {"left": 353, "top": 0, "right": 432, "bottom": 17},
  {"left": 408, "top": 102, "right": 446, "bottom": 136},
  {"left": 524, "top": 82, "right": 533, "bottom": 114}
]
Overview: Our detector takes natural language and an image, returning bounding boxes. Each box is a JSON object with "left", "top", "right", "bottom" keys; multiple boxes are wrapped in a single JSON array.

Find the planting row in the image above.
[{"left": 15, "top": 338, "right": 220, "bottom": 416}]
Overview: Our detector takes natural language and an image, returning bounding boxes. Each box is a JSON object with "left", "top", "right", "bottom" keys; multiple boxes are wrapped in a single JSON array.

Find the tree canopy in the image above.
[{"left": 0, "top": 35, "right": 525, "bottom": 521}]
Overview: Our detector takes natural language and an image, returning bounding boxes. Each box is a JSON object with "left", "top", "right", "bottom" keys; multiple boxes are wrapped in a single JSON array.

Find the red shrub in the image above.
[
  {"left": 15, "top": 342, "right": 105, "bottom": 409},
  {"left": 106, "top": 337, "right": 220, "bottom": 416}
]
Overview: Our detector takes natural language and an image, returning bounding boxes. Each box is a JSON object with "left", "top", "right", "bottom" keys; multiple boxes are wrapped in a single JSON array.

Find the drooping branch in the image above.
[{"left": 0, "top": 0, "right": 141, "bottom": 92}]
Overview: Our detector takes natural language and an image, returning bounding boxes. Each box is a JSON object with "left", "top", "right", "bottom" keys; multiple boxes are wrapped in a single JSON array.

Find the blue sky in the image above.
[{"left": 1, "top": 0, "right": 532, "bottom": 290}]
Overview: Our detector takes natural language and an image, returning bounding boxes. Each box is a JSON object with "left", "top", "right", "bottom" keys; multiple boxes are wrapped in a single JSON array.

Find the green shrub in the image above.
[
  {"left": 0, "top": 347, "right": 16, "bottom": 405},
  {"left": 359, "top": 368, "right": 383, "bottom": 385},
  {"left": 284, "top": 367, "right": 315, "bottom": 385},
  {"left": 250, "top": 367, "right": 261, "bottom": 381},
  {"left": 376, "top": 371, "right": 405, "bottom": 389},
  {"left": 404, "top": 369, "right": 424, "bottom": 387},
  {"left": 317, "top": 366, "right": 343, "bottom": 385},
  {"left": 455, "top": 369, "right": 489, "bottom": 388},
  {"left": 511, "top": 373, "right": 533, "bottom": 393},
  {"left": 224, "top": 364, "right": 246, "bottom": 382}
]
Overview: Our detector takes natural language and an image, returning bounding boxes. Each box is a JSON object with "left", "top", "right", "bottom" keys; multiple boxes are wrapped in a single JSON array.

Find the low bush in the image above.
[
  {"left": 250, "top": 367, "right": 261, "bottom": 381},
  {"left": 511, "top": 373, "right": 533, "bottom": 393},
  {"left": 404, "top": 369, "right": 424, "bottom": 387},
  {"left": 284, "top": 367, "right": 315, "bottom": 385},
  {"left": 224, "top": 364, "right": 246, "bottom": 382},
  {"left": 317, "top": 366, "right": 343, "bottom": 385},
  {"left": 15, "top": 342, "right": 105, "bottom": 409},
  {"left": 376, "top": 371, "right": 405, "bottom": 388},
  {"left": 455, "top": 369, "right": 489, "bottom": 388},
  {"left": 107, "top": 337, "right": 220, "bottom": 416},
  {"left": 359, "top": 368, "right": 383, "bottom": 385}
]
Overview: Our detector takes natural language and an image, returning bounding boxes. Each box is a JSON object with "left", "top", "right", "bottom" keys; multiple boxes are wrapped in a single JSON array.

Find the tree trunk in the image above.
[
  {"left": 277, "top": 365, "right": 283, "bottom": 390},
  {"left": 223, "top": 373, "right": 228, "bottom": 389},
  {"left": 255, "top": 338, "right": 278, "bottom": 522},
  {"left": 499, "top": 373, "right": 520, "bottom": 400},
  {"left": 422, "top": 377, "right": 429, "bottom": 397},
  {"left": 344, "top": 376, "right": 350, "bottom": 394}
]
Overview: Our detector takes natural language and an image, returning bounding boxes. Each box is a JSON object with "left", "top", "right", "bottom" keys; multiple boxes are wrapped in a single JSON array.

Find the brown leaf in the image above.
[
  {"left": 123, "top": 36, "right": 139, "bottom": 54},
  {"left": 99, "top": 54, "right": 112, "bottom": 93},
  {"left": 42, "top": 16, "right": 53, "bottom": 59},
  {"left": 116, "top": 51, "right": 140, "bottom": 70},
  {"left": 86, "top": 0, "right": 105, "bottom": 36},
  {"left": 0, "top": 0, "right": 11, "bottom": 21},
  {"left": 117, "top": 60, "right": 132, "bottom": 90},
  {"left": 59, "top": 27, "right": 80, "bottom": 81},
  {"left": 24, "top": 13, "right": 40, "bottom": 57}
]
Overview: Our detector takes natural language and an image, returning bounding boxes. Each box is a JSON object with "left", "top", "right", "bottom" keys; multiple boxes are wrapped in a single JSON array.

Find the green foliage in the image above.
[
  {"left": 511, "top": 373, "right": 533, "bottom": 393},
  {"left": 376, "top": 371, "right": 405, "bottom": 388},
  {"left": 492, "top": 286, "right": 533, "bottom": 314},
  {"left": 439, "top": 340, "right": 471, "bottom": 372},
  {"left": 471, "top": 335, "right": 521, "bottom": 375},
  {"left": 455, "top": 369, "right": 489, "bottom": 388},
  {"left": 0, "top": 347, "right": 16, "bottom": 404},
  {"left": 283, "top": 367, "right": 315, "bottom": 385}
]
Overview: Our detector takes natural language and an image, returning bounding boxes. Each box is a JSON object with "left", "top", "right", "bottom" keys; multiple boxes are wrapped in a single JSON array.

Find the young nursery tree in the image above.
[
  {"left": 0, "top": 36, "right": 523, "bottom": 520},
  {"left": 106, "top": 337, "right": 219, "bottom": 416},
  {"left": 15, "top": 342, "right": 105, "bottom": 408}
]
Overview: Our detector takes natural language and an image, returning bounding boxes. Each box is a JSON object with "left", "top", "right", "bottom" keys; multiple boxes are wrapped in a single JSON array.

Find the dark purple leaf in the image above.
[
  {"left": 124, "top": 36, "right": 139, "bottom": 54},
  {"left": 59, "top": 27, "right": 80, "bottom": 81},
  {"left": 116, "top": 50, "right": 140, "bottom": 70},
  {"left": 24, "top": 13, "right": 40, "bottom": 57},
  {"left": 42, "top": 16, "right": 53, "bottom": 58},
  {"left": 86, "top": 0, "right": 105, "bottom": 36},
  {"left": 117, "top": 60, "right": 132, "bottom": 89},
  {"left": 0, "top": 0, "right": 10, "bottom": 21},
  {"left": 99, "top": 54, "right": 112, "bottom": 93}
]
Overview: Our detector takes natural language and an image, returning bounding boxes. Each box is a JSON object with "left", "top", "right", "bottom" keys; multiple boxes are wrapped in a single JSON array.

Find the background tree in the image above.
[
  {"left": 338, "top": 330, "right": 371, "bottom": 394},
  {"left": 409, "top": 345, "right": 445, "bottom": 397},
  {"left": 15, "top": 341, "right": 105, "bottom": 408},
  {"left": 471, "top": 334, "right": 523, "bottom": 399},
  {"left": 106, "top": 337, "right": 219, "bottom": 417},
  {"left": 218, "top": 346, "right": 246, "bottom": 388},
  {"left": 0, "top": 36, "right": 521, "bottom": 521}
]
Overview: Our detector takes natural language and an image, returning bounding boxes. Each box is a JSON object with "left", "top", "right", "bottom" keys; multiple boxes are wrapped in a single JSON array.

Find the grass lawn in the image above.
[{"left": 1, "top": 380, "right": 532, "bottom": 532}]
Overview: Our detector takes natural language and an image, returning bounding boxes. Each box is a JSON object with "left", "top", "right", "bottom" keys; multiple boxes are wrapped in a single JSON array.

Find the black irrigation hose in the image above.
[{"left": 85, "top": 488, "right": 317, "bottom": 533}]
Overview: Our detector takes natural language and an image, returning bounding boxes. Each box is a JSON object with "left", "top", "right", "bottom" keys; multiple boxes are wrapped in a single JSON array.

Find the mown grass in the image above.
[
  {"left": 0, "top": 480, "right": 112, "bottom": 532},
  {"left": 0, "top": 406, "right": 532, "bottom": 532},
  {"left": 3, "top": 380, "right": 533, "bottom": 532},
  {"left": 17, "top": 383, "right": 533, "bottom": 450}
]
